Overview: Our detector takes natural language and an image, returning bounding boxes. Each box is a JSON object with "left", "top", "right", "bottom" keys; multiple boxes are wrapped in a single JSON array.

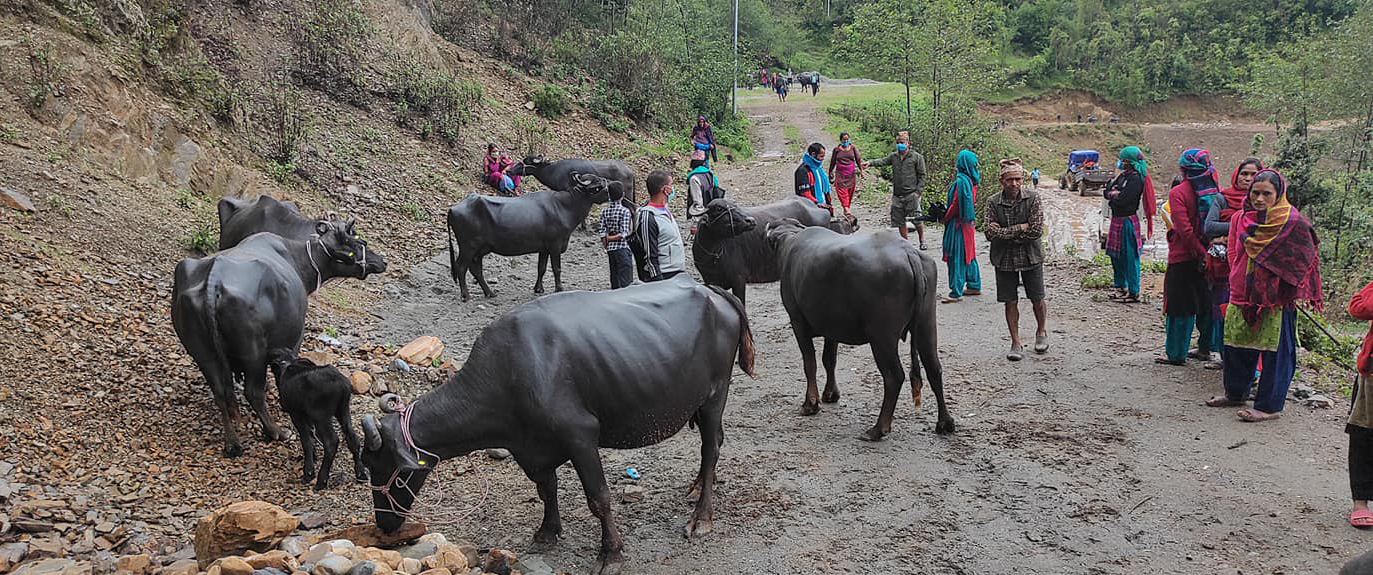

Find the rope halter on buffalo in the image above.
[{"left": 369, "top": 395, "right": 490, "bottom": 527}]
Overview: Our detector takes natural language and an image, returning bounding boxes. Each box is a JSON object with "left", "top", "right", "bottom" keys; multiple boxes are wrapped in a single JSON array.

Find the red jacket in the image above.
[
  {"left": 1351, "top": 280, "right": 1373, "bottom": 374},
  {"left": 1166, "top": 183, "right": 1207, "bottom": 264}
]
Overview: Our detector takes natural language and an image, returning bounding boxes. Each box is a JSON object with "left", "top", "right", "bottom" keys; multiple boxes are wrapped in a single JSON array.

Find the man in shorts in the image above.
[
  {"left": 864, "top": 131, "right": 928, "bottom": 248},
  {"left": 983, "top": 158, "right": 1048, "bottom": 361}
]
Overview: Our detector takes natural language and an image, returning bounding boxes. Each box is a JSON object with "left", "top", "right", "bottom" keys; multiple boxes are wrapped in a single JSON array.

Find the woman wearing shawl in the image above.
[
  {"left": 690, "top": 116, "right": 718, "bottom": 166},
  {"left": 1103, "top": 146, "right": 1157, "bottom": 303},
  {"left": 1157, "top": 148, "right": 1223, "bottom": 365},
  {"left": 941, "top": 150, "right": 982, "bottom": 303},
  {"left": 1347, "top": 278, "right": 1373, "bottom": 527},
  {"left": 827, "top": 132, "right": 864, "bottom": 217},
  {"left": 1203, "top": 170, "right": 1322, "bottom": 422},
  {"left": 794, "top": 142, "right": 833, "bottom": 213},
  {"left": 483, "top": 143, "right": 521, "bottom": 196},
  {"left": 1199, "top": 157, "right": 1265, "bottom": 368}
]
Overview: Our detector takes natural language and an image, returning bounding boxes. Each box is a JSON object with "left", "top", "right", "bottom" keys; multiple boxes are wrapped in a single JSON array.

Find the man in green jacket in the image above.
[{"left": 865, "top": 131, "right": 929, "bottom": 248}]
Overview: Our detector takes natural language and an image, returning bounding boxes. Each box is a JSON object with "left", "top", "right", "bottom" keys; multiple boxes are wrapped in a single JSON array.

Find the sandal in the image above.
[
  {"left": 1033, "top": 334, "right": 1048, "bottom": 354},
  {"left": 1205, "top": 396, "right": 1244, "bottom": 407},
  {"left": 941, "top": 296, "right": 963, "bottom": 304},
  {"left": 1351, "top": 509, "right": 1373, "bottom": 529},
  {"left": 1118, "top": 295, "right": 1141, "bottom": 304},
  {"left": 1188, "top": 349, "right": 1212, "bottom": 361},
  {"left": 1154, "top": 356, "right": 1185, "bottom": 366},
  {"left": 964, "top": 289, "right": 982, "bottom": 296},
  {"left": 1237, "top": 408, "right": 1281, "bottom": 423},
  {"left": 1007, "top": 346, "right": 1024, "bottom": 361}
]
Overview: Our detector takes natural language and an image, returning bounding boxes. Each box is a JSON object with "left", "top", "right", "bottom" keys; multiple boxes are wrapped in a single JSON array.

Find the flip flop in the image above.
[
  {"left": 1351, "top": 509, "right": 1373, "bottom": 529},
  {"left": 1007, "top": 346, "right": 1024, "bottom": 361},
  {"left": 941, "top": 297, "right": 963, "bottom": 304},
  {"left": 964, "top": 289, "right": 983, "bottom": 296},
  {"left": 1188, "top": 350, "right": 1211, "bottom": 361},
  {"left": 1033, "top": 334, "right": 1048, "bottom": 354},
  {"left": 1237, "top": 408, "right": 1281, "bottom": 423},
  {"left": 1205, "top": 396, "right": 1244, "bottom": 407},
  {"left": 1154, "top": 357, "right": 1185, "bottom": 366}
]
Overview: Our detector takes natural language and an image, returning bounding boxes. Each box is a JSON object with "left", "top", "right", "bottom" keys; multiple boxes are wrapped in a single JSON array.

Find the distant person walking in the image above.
[
  {"left": 690, "top": 115, "right": 718, "bottom": 166},
  {"left": 794, "top": 143, "right": 833, "bottom": 213},
  {"left": 635, "top": 170, "right": 686, "bottom": 282},
  {"left": 810, "top": 74, "right": 820, "bottom": 96},
  {"left": 1030, "top": 168, "right": 1040, "bottom": 187},
  {"left": 827, "top": 132, "right": 863, "bottom": 217},
  {"left": 1157, "top": 148, "right": 1222, "bottom": 365},
  {"left": 1346, "top": 278, "right": 1373, "bottom": 527},
  {"left": 1103, "top": 146, "right": 1156, "bottom": 303},
  {"left": 983, "top": 158, "right": 1047, "bottom": 360},
  {"left": 1205, "top": 169, "right": 1322, "bottom": 423},
  {"left": 941, "top": 150, "right": 982, "bottom": 303},
  {"left": 864, "top": 131, "right": 928, "bottom": 247}
]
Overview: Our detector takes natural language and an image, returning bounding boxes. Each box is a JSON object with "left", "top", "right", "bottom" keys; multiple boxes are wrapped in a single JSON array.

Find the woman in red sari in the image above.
[
  {"left": 827, "top": 132, "right": 864, "bottom": 217},
  {"left": 483, "top": 143, "right": 521, "bottom": 196}
]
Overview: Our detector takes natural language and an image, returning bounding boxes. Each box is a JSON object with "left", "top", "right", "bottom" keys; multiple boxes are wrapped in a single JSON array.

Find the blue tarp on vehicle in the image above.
[{"left": 1068, "top": 150, "right": 1100, "bottom": 168}]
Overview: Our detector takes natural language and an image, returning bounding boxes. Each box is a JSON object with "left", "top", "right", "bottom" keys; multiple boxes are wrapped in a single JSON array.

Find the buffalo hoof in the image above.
[
  {"left": 799, "top": 402, "right": 820, "bottom": 416},
  {"left": 858, "top": 426, "right": 887, "bottom": 442},
  {"left": 531, "top": 527, "right": 561, "bottom": 548},
  {"left": 935, "top": 418, "right": 956, "bottom": 435},
  {"left": 821, "top": 389, "right": 840, "bottom": 403},
  {"left": 533, "top": 286, "right": 545, "bottom": 295},
  {"left": 594, "top": 552, "right": 624, "bottom": 575},
  {"left": 460, "top": 295, "right": 470, "bottom": 302},
  {"left": 684, "top": 514, "right": 713, "bottom": 539},
  {"left": 301, "top": 471, "right": 316, "bottom": 484},
  {"left": 263, "top": 426, "right": 289, "bottom": 442},
  {"left": 223, "top": 443, "right": 245, "bottom": 458}
]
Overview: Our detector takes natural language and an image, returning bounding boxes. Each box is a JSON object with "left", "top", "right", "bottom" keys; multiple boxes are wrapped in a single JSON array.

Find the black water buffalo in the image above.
[
  {"left": 446, "top": 172, "right": 611, "bottom": 300},
  {"left": 359, "top": 276, "right": 755, "bottom": 575},
  {"left": 693, "top": 198, "right": 856, "bottom": 304},
  {"left": 267, "top": 351, "right": 368, "bottom": 490},
  {"left": 766, "top": 219, "right": 953, "bottom": 441},
  {"left": 172, "top": 222, "right": 386, "bottom": 457},
  {"left": 521, "top": 154, "right": 637, "bottom": 215},
  {"left": 218, "top": 195, "right": 327, "bottom": 250}
]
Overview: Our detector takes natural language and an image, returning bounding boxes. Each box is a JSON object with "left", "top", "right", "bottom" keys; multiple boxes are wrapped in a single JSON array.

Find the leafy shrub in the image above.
[
  {"left": 511, "top": 114, "right": 549, "bottom": 155},
  {"left": 292, "top": 0, "right": 371, "bottom": 104},
  {"left": 184, "top": 223, "right": 219, "bottom": 255},
  {"left": 401, "top": 200, "right": 426, "bottom": 221},
  {"left": 207, "top": 82, "right": 245, "bottom": 125},
  {"left": 532, "top": 83, "right": 569, "bottom": 119},
  {"left": 389, "top": 54, "right": 483, "bottom": 144},
  {"left": 257, "top": 81, "right": 309, "bottom": 165},
  {"left": 265, "top": 160, "right": 296, "bottom": 183},
  {"left": 24, "top": 35, "right": 66, "bottom": 111}
]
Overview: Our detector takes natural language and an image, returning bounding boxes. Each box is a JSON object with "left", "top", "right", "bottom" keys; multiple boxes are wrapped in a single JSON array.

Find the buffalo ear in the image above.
[
  {"left": 362, "top": 415, "right": 382, "bottom": 451},
  {"left": 326, "top": 211, "right": 339, "bottom": 222},
  {"left": 315, "top": 221, "right": 331, "bottom": 236},
  {"left": 346, "top": 220, "right": 356, "bottom": 236}
]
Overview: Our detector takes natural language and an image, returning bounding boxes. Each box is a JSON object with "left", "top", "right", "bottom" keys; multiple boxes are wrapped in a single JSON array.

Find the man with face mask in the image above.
[
  {"left": 794, "top": 143, "right": 833, "bottom": 213},
  {"left": 864, "top": 131, "right": 929, "bottom": 248},
  {"left": 635, "top": 169, "right": 686, "bottom": 282}
]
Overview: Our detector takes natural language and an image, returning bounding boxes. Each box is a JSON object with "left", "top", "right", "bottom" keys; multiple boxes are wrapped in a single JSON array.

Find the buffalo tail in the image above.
[
  {"left": 446, "top": 214, "right": 459, "bottom": 285},
  {"left": 205, "top": 264, "right": 233, "bottom": 379},
  {"left": 708, "top": 286, "right": 755, "bottom": 378}
]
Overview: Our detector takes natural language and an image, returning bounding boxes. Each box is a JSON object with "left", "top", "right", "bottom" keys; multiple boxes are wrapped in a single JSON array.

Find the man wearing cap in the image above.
[
  {"left": 983, "top": 158, "right": 1048, "bottom": 361},
  {"left": 864, "top": 131, "right": 928, "bottom": 248}
]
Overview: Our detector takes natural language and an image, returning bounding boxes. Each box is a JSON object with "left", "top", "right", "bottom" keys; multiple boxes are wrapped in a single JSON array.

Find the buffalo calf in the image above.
[{"left": 267, "top": 351, "right": 368, "bottom": 490}]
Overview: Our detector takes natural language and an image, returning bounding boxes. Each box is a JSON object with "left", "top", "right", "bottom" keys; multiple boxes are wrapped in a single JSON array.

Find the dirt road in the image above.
[{"left": 369, "top": 86, "right": 1365, "bottom": 574}]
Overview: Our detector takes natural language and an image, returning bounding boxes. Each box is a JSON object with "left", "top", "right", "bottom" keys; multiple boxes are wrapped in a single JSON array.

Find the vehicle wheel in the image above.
[
  {"left": 1058, "top": 177, "right": 1067, "bottom": 190},
  {"left": 1078, "top": 180, "right": 1088, "bottom": 196}
]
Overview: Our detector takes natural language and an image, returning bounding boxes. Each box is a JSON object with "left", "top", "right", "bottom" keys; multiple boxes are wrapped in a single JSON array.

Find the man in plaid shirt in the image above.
[
  {"left": 983, "top": 158, "right": 1048, "bottom": 361},
  {"left": 599, "top": 182, "right": 634, "bottom": 289}
]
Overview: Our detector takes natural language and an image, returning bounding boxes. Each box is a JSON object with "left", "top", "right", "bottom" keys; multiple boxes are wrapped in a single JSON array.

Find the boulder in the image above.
[
  {"left": 318, "top": 524, "right": 425, "bottom": 549},
  {"left": 0, "top": 543, "right": 29, "bottom": 573},
  {"left": 395, "top": 543, "right": 434, "bottom": 563},
  {"left": 414, "top": 570, "right": 448, "bottom": 575},
  {"left": 194, "top": 501, "right": 300, "bottom": 567},
  {"left": 245, "top": 551, "right": 297, "bottom": 573},
  {"left": 349, "top": 372, "right": 373, "bottom": 395},
  {"left": 299, "top": 544, "right": 332, "bottom": 566},
  {"left": 161, "top": 559, "right": 199, "bottom": 575},
  {"left": 396, "top": 337, "right": 443, "bottom": 366},
  {"left": 480, "top": 550, "right": 517, "bottom": 575},
  {"left": 397, "top": 559, "right": 421, "bottom": 575},
  {"left": 309, "top": 556, "right": 353, "bottom": 575},
  {"left": 214, "top": 557, "right": 253, "bottom": 575},
  {"left": 413, "top": 534, "right": 446, "bottom": 547},
  {"left": 344, "top": 561, "right": 375, "bottom": 575},
  {"left": 114, "top": 554, "right": 154, "bottom": 575},
  {"left": 300, "top": 351, "right": 337, "bottom": 366},
  {"left": 11, "top": 559, "right": 91, "bottom": 575},
  {"left": 421, "top": 546, "right": 466, "bottom": 573},
  {"left": 1, "top": 188, "right": 36, "bottom": 213},
  {"left": 454, "top": 545, "right": 477, "bottom": 571}
]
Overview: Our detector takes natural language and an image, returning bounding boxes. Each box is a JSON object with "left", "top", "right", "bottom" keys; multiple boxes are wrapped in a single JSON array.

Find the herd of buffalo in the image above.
[{"left": 170, "top": 156, "right": 952, "bottom": 574}]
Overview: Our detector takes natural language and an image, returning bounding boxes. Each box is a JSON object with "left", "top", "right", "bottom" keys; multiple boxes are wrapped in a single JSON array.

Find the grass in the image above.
[
  {"left": 45, "top": 195, "right": 73, "bottom": 219},
  {"left": 400, "top": 200, "right": 426, "bottom": 222},
  {"left": 739, "top": 81, "right": 914, "bottom": 108},
  {"left": 0, "top": 123, "right": 17, "bottom": 144},
  {"left": 183, "top": 223, "right": 218, "bottom": 255},
  {"left": 782, "top": 124, "right": 800, "bottom": 147}
]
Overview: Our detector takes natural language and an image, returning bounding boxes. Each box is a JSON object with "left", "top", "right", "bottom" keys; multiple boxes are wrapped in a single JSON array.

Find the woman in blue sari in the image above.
[{"left": 941, "top": 150, "right": 982, "bottom": 302}]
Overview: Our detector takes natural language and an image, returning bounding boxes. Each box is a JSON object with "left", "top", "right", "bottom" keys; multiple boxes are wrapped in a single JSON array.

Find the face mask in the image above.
[
  {"left": 1116, "top": 160, "right": 1123, "bottom": 170},
  {"left": 667, "top": 187, "right": 677, "bottom": 203},
  {"left": 896, "top": 143, "right": 908, "bottom": 152},
  {"left": 841, "top": 141, "right": 851, "bottom": 148}
]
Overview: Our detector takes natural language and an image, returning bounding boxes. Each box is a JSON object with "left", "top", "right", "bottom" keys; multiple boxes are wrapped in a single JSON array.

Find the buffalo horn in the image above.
[
  {"left": 362, "top": 415, "right": 381, "bottom": 451},
  {"left": 379, "top": 393, "right": 403, "bottom": 413}
]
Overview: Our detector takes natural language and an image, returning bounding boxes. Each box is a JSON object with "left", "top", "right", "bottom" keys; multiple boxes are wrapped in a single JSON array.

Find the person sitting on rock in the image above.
[{"left": 483, "top": 143, "right": 521, "bottom": 196}]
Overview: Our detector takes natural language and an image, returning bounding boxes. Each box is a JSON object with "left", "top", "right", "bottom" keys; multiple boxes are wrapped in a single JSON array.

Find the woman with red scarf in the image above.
[
  {"left": 1204, "top": 169, "right": 1322, "bottom": 422},
  {"left": 1157, "top": 149, "right": 1224, "bottom": 365},
  {"left": 1199, "top": 157, "right": 1264, "bottom": 369},
  {"left": 1346, "top": 279, "right": 1373, "bottom": 527},
  {"left": 827, "top": 132, "right": 863, "bottom": 217},
  {"left": 483, "top": 143, "right": 521, "bottom": 196}
]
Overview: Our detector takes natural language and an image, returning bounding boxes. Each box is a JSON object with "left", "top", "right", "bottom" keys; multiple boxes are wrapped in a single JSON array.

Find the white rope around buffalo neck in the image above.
[
  {"left": 369, "top": 402, "right": 490, "bottom": 527},
  {"left": 304, "top": 238, "right": 323, "bottom": 292}
]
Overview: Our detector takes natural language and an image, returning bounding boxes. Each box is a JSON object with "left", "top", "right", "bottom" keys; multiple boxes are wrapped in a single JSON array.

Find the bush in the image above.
[
  {"left": 292, "top": 0, "right": 371, "bottom": 104},
  {"left": 532, "top": 83, "right": 569, "bottom": 119},
  {"left": 389, "top": 54, "right": 483, "bottom": 144},
  {"left": 24, "top": 35, "right": 65, "bottom": 111},
  {"left": 258, "top": 81, "right": 309, "bottom": 165},
  {"left": 512, "top": 114, "right": 549, "bottom": 155},
  {"left": 184, "top": 223, "right": 218, "bottom": 255}
]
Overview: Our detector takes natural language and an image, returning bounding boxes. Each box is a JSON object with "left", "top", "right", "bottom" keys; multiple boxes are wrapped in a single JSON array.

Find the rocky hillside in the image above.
[{"left": 0, "top": 0, "right": 675, "bottom": 570}]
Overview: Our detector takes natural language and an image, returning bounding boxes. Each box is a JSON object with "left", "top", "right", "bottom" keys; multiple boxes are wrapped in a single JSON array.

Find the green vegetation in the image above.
[
  {"left": 401, "top": 200, "right": 426, "bottom": 222},
  {"left": 24, "top": 34, "right": 65, "bottom": 112},
  {"left": 258, "top": 81, "right": 309, "bottom": 167},
  {"left": 291, "top": 0, "right": 371, "bottom": 105},
  {"left": 532, "top": 84, "right": 569, "bottom": 119},
  {"left": 183, "top": 223, "right": 218, "bottom": 255},
  {"left": 0, "top": 123, "right": 17, "bottom": 145},
  {"left": 389, "top": 54, "right": 483, "bottom": 145}
]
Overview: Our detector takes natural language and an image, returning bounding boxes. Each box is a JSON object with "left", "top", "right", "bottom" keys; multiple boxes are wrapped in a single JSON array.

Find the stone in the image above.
[
  {"left": 318, "top": 524, "right": 425, "bottom": 549},
  {"left": 415, "top": 570, "right": 448, "bottom": 575},
  {"left": 421, "top": 546, "right": 466, "bottom": 573},
  {"left": 453, "top": 545, "right": 477, "bottom": 570},
  {"left": 397, "top": 559, "right": 421, "bottom": 575},
  {"left": 296, "top": 513, "right": 327, "bottom": 531},
  {"left": 26, "top": 537, "right": 63, "bottom": 557},
  {"left": 194, "top": 501, "right": 300, "bottom": 567},
  {"left": 479, "top": 550, "right": 517, "bottom": 575},
  {"left": 1306, "top": 394, "right": 1335, "bottom": 408},
  {"left": 245, "top": 551, "right": 297, "bottom": 573},
  {"left": 11, "top": 559, "right": 89, "bottom": 575},
  {"left": 349, "top": 372, "right": 373, "bottom": 395},
  {"left": 324, "top": 541, "right": 355, "bottom": 554},
  {"left": 413, "top": 534, "right": 446, "bottom": 547},
  {"left": 397, "top": 337, "right": 444, "bottom": 366},
  {"left": 395, "top": 543, "right": 435, "bottom": 562},
  {"left": 1, "top": 188, "right": 36, "bottom": 213},
  {"left": 214, "top": 557, "right": 254, "bottom": 575},
  {"left": 621, "top": 485, "right": 645, "bottom": 503},
  {"left": 513, "top": 555, "right": 552, "bottom": 575},
  {"left": 300, "top": 351, "right": 337, "bottom": 366},
  {"left": 483, "top": 449, "right": 510, "bottom": 460},
  {"left": 0, "top": 543, "right": 28, "bottom": 573},
  {"left": 253, "top": 569, "right": 289, "bottom": 575},
  {"left": 389, "top": 359, "right": 411, "bottom": 374},
  {"left": 310, "top": 556, "right": 353, "bottom": 575},
  {"left": 278, "top": 537, "right": 308, "bottom": 558},
  {"left": 345, "top": 561, "right": 375, "bottom": 575},
  {"left": 299, "top": 544, "right": 332, "bottom": 566},
  {"left": 115, "top": 554, "right": 154, "bottom": 575},
  {"left": 13, "top": 519, "right": 55, "bottom": 532},
  {"left": 161, "top": 559, "right": 199, "bottom": 575},
  {"left": 374, "top": 550, "right": 400, "bottom": 570}
]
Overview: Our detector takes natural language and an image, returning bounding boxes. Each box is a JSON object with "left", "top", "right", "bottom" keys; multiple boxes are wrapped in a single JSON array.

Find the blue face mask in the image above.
[
  {"left": 667, "top": 187, "right": 677, "bottom": 203},
  {"left": 841, "top": 141, "right": 851, "bottom": 148},
  {"left": 896, "top": 143, "right": 908, "bottom": 152}
]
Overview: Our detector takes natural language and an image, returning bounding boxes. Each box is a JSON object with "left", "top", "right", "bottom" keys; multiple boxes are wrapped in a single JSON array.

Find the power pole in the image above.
[
  {"left": 732, "top": 0, "right": 738, "bottom": 115},
  {"left": 826, "top": 0, "right": 830, "bottom": 19}
]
